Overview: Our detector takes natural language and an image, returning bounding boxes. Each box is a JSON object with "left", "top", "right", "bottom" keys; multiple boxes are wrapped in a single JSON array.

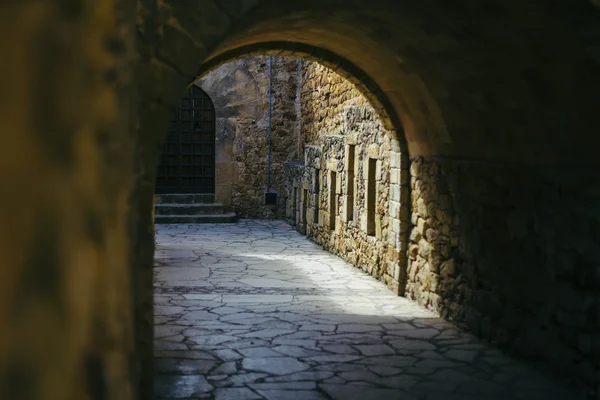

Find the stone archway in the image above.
[
  {"left": 137, "top": 42, "right": 416, "bottom": 399},
  {"left": 133, "top": 2, "right": 600, "bottom": 397},
  {"left": 2, "top": 1, "right": 600, "bottom": 399}
]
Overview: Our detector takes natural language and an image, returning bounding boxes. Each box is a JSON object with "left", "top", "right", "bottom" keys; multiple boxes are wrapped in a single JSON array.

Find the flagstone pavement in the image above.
[{"left": 154, "top": 220, "right": 584, "bottom": 400}]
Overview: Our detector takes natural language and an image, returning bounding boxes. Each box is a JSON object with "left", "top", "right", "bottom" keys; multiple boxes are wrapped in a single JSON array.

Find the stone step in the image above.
[
  {"left": 155, "top": 203, "right": 228, "bottom": 215},
  {"left": 154, "top": 212, "right": 238, "bottom": 224},
  {"left": 154, "top": 193, "right": 215, "bottom": 204}
]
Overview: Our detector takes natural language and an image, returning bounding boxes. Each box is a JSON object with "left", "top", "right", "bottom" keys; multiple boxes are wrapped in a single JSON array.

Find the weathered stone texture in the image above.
[
  {"left": 286, "top": 62, "right": 408, "bottom": 293},
  {"left": 301, "top": 62, "right": 370, "bottom": 143},
  {"left": 406, "top": 157, "right": 600, "bottom": 393},
  {"left": 197, "top": 56, "right": 299, "bottom": 218},
  {"left": 135, "top": 3, "right": 600, "bottom": 393}
]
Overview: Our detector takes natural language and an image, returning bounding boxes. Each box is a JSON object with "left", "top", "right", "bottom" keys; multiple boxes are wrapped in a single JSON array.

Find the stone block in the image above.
[
  {"left": 342, "top": 105, "right": 364, "bottom": 132},
  {"left": 375, "top": 215, "right": 383, "bottom": 239},
  {"left": 306, "top": 208, "right": 314, "bottom": 225},
  {"left": 344, "top": 147, "right": 352, "bottom": 170},
  {"left": 388, "top": 247, "right": 400, "bottom": 262},
  {"left": 408, "top": 244, "right": 419, "bottom": 260},
  {"left": 388, "top": 230, "right": 398, "bottom": 246},
  {"left": 360, "top": 215, "right": 368, "bottom": 232},
  {"left": 410, "top": 228, "right": 422, "bottom": 243},
  {"left": 388, "top": 200, "right": 400, "bottom": 219},
  {"left": 215, "top": 184, "right": 233, "bottom": 206},
  {"left": 418, "top": 239, "right": 431, "bottom": 260},
  {"left": 391, "top": 185, "right": 401, "bottom": 202},
  {"left": 216, "top": 161, "right": 235, "bottom": 185},
  {"left": 416, "top": 198, "right": 428, "bottom": 218},
  {"left": 390, "top": 168, "right": 400, "bottom": 184},
  {"left": 416, "top": 218, "right": 428, "bottom": 235},
  {"left": 341, "top": 195, "right": 350, "bottom": 222},
  {"left": 367, "top": 145, "right": 379, "bottom": 160},
  {"left": 392, "top": 218, "right": 401, "bottom": 235},
  {"left": 411, "top": 211, "right": 419, "bottom": 225},
  {"left": 390, "top": 152, "right": 401, "bottom": 168},
  {"left": 440, "top": 259, "right": 456, "bottom": 278},
  {"left": 345, "top": 131, "right": 359, "bottom": 144},
  {"left": 376, "top": 160, "right": 383, "bottom": 181}
]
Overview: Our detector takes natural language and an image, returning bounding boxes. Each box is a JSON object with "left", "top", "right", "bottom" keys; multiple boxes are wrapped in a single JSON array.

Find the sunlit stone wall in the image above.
[{"left": 285, "top": 61, "right": 408, "bottom": 294}]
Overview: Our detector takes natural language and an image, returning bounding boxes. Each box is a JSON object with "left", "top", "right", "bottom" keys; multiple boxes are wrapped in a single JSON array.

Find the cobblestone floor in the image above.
[{"left": 154, "top": 220, "right": 583, "bottom": 400}]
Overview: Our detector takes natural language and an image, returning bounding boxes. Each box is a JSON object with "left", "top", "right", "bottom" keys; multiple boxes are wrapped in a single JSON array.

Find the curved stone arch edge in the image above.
[
  {"left": 193, "top": 41, "right": 409, "bottom": 153},
  {"left": 190, "top": 42, "right": 412, "bottom": 295}
]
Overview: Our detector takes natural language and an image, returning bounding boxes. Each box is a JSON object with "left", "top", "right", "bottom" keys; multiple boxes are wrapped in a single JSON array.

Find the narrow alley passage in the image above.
[{"left": 154, "top": 221, "right": 582, "bottom": 400}]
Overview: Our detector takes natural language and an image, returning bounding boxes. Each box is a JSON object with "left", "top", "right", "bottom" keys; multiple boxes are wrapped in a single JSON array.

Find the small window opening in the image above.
[
  {"left": 313, "top": 170, "right": 320, "bottom": 225},
  {"left": 292, "top": 187, "right": 298, "bottom": 225},
  {"left": 302, "top": 188, "right": 308, "bottom": 226},
  {"left": 367, "top": 158, "right": 377, "bottom": 236},
  {"left": 346, "top": 145, "right": 356, "bottom": 222},
  {"left": 329, "top": 171, "right": 337, "bottom": 230}
]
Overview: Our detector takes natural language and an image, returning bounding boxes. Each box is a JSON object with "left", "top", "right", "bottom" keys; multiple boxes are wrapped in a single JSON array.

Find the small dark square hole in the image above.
[{"left": 265, "top": 192, "right": 277, "bottom": 205}]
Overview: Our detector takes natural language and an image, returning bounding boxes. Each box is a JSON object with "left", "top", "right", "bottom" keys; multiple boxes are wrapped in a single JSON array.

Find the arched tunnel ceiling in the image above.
[{"left": 144, "top": 0, "right": 600, "bottom": 165}]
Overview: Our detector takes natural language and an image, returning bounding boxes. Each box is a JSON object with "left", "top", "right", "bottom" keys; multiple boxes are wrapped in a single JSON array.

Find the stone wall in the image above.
[
  {"left": 285, "top": 61, "right": 408, "bottom": 293},
  {"left": 406, "top": 157, "right": 600, "bottom": 392},
  {"left": 284, "top": 57, "right": 600, "bottom": 393},
  {"left": 300, "top": 62, "right": 369, "bottom": 143},
  {"left": 196, "top": 56, "right": 300, "bottom": 218}
]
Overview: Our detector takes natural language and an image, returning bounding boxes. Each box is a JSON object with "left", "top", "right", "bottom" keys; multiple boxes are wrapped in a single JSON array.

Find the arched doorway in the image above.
[{"left": 155, "top": 85, "right": 216, "bottom": 199}]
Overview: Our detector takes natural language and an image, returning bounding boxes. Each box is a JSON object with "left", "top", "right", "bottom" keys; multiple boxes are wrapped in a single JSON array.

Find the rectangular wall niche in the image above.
[
  {"left": 329, "top": 170, "right": 337, "bottom": 230},
  {"left": 302, "top": 188, "right": 308, "bottom": 226},
  {"left": 292, "top": 187, "right": 298, "bottom": 226},
  {"left": 313, "top": 169, "right": 320, "bottom": 226},
  {"left": 366, "top": 158, "right": 377, "bottom": 236},
  {"left": 345, "top": 145, "right": 356, "bottom": 222}
]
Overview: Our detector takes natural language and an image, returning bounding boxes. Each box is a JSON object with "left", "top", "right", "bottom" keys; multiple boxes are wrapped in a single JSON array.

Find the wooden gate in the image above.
[{"left": 155, "top": 85, "right": 216, "bottom": 194}]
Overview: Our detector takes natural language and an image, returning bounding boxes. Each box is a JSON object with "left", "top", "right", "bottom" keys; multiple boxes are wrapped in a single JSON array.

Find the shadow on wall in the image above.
[{"left": 406, "top": 156, "right": 600, "bottom": 395}]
